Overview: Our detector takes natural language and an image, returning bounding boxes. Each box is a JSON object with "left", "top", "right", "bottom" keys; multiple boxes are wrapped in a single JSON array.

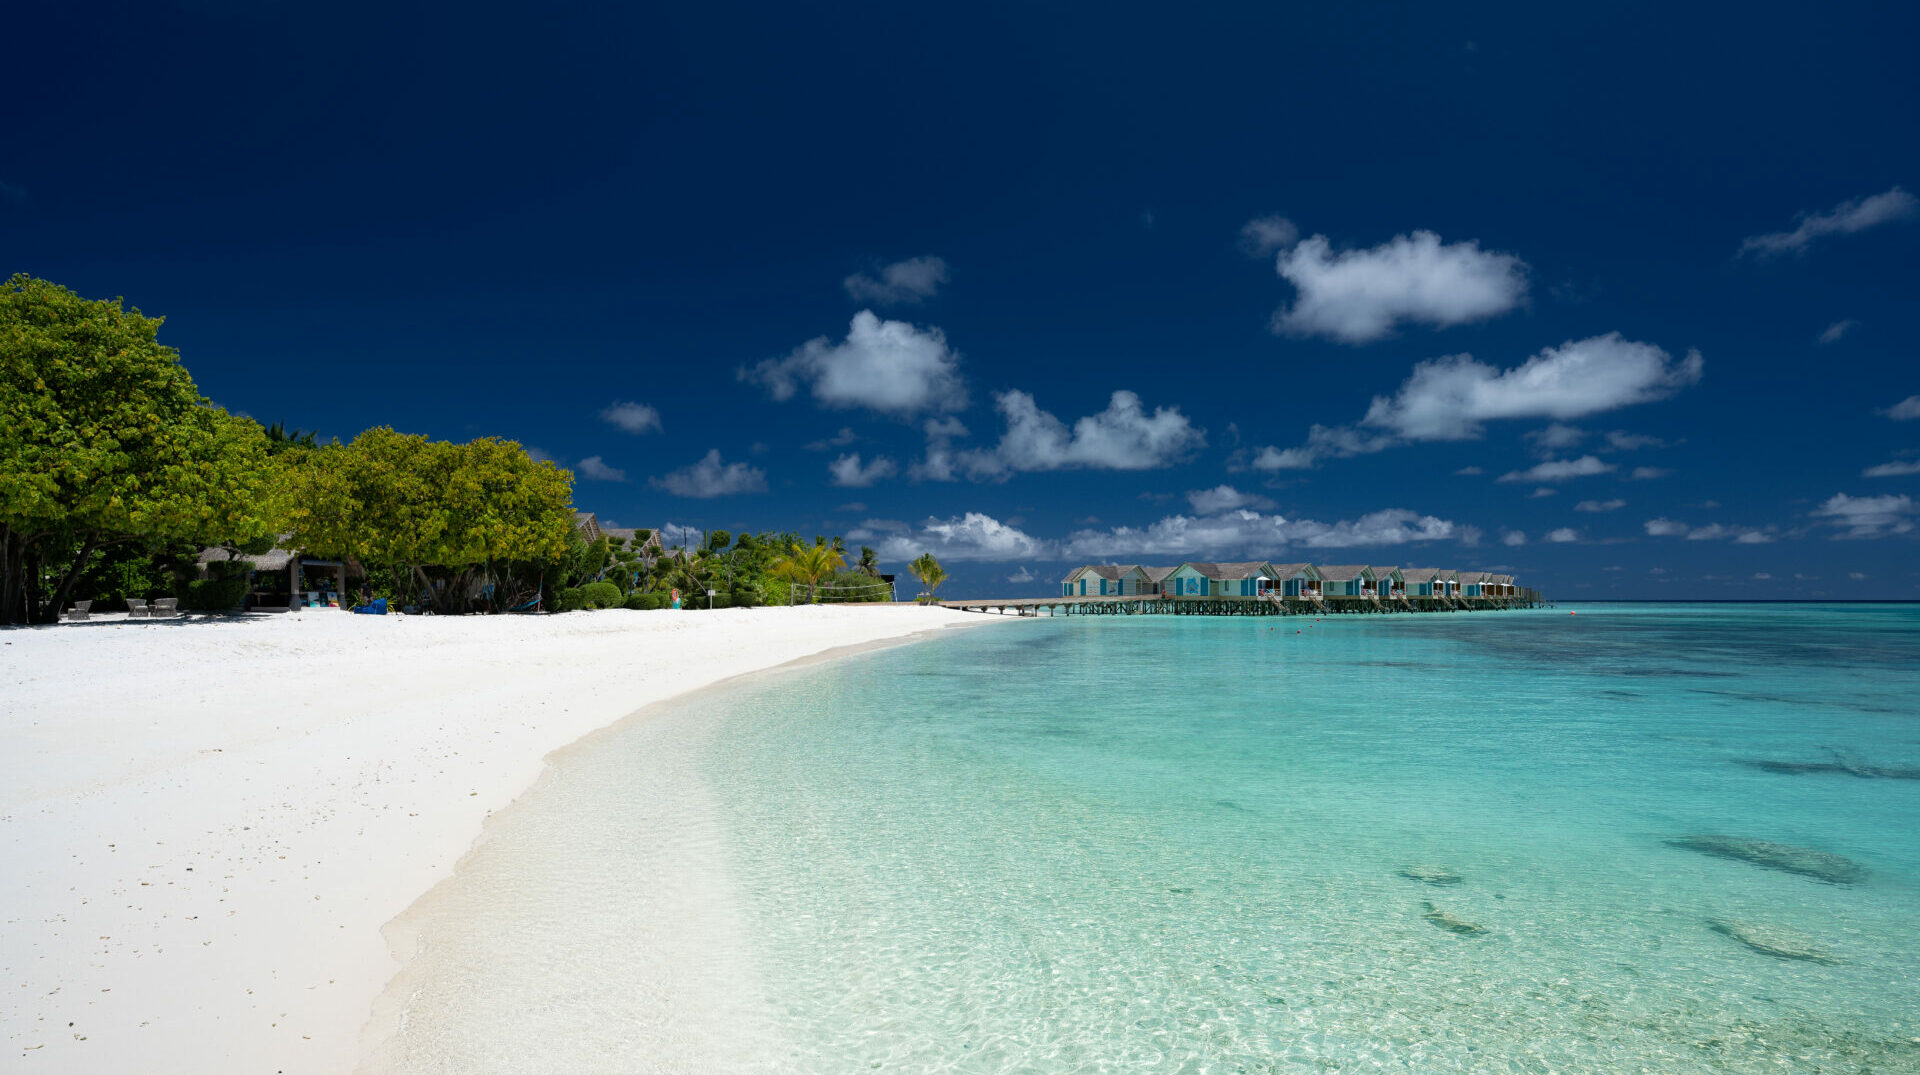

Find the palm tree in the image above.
[
  {"left": 856, "top": 545, "right": 880, "bottom": 577},
  {"left": 772, "top": 540, "right": 845, "bottom": 603},
  {"left": 909, "top": 552, "right": 947, "bottom": 603}
]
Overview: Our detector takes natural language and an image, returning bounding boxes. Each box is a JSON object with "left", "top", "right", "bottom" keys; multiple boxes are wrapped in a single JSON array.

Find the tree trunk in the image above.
[
  {"left": 38, "top": 531, "right": 101, "bottom": 623},
  {"left": 0, "top": 525, "right": 22, "bottom": 626}
]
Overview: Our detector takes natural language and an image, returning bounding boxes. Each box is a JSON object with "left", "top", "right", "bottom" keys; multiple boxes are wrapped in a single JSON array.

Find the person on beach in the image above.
[{"left": 670, "top": 587, "right": 682, "bottom": 610}]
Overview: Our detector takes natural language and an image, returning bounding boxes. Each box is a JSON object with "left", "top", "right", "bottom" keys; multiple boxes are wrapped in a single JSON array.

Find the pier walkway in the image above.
[{"left": 939, "top": 591, "right": 1544, "bottom": 617}]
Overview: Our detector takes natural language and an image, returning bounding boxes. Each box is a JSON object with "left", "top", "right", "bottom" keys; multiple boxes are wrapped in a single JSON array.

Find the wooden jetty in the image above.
[{"left": 940, "top": 589, "right": 1545, "bottom": 617}]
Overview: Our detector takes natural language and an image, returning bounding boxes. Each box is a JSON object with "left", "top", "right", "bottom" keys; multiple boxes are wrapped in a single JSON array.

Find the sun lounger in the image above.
[
  {"left": 149, "top": 597, "right": 179, "bottom": 618},
  {"left": 351, "top": 598, "right": 388, "bottom": 615},
  {"left": 126, "top": 599, "right": 149, "bottom": 618},
  {"left": 64, "top": 600, "right": 92, "bottom": 622}
]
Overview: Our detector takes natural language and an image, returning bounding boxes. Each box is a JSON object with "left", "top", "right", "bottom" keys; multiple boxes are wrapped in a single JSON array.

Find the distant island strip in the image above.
[{"left": 944, "top": 563, "right": 1542, "bottom": 616}]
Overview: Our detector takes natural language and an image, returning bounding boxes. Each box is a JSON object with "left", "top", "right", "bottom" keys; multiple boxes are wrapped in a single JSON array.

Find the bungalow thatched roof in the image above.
[
  {"left": 1182, "top": 561, "right": 1273, "bottom": 581},
  {"left": 1399, "top": 567, "right": 1442, "bottom": 583},
  {"left": 1316, "top": 564, "right": 1371, "bottom": 581},
  {"left": 1141, "top": 565, "right": 1179, "bottom": 582},
  {"left": 1268, "top": 562, "right": 1319, "bottom": 578}
]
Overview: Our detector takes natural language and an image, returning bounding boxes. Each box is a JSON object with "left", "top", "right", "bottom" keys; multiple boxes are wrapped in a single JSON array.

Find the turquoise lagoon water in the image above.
[{"left": 372, "top": 605, "right": 1920, "bottom": 1073}]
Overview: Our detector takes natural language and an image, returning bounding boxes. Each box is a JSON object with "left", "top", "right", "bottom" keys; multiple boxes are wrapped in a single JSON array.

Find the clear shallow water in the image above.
[{"left": 373, "top": 605, "right": 1920, "bottom": 1073}]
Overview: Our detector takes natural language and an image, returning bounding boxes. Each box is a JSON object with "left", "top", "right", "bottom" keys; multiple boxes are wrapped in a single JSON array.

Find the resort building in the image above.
[
  {"left": 1162, "top": 561, "right": 1281, "bottom": 596},
  {"left": 1368, "top": 567, "right": 1405, "bottom": 599},
  {"left": 1268, "top": 563, "right": 1322, "bottom": 597},
  {"left": 1315, "top": 565, "right": 1375, "bottom": 597},
  {"left": 1400, "top": 567, "right": 1442, "bottom": 597},
  {"left": 1062, "top": 564, "right": 1155, "bottom": 596}
]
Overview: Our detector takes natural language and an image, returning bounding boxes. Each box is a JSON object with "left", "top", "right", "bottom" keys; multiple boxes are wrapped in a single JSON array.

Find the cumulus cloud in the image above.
[
  {"left": 1818, "top": 319, "right": 1857, "bottom": 344},
  {"left": 843, "top": 255, "right": 949, "bottom": 305},
  {"left": 1238, "top": 214, "right": 1300, "bottom": 256},
  {"left": 1529, "top": 487, "right": 1557, "bottom": 498},
  {"left": 1545, "top": 527, "right": 1580, "bottom": 543},
  {"left": 950, "top": 390, "right": 1204, "bottom": 480},
  {"left": 1366, "top": 334, "right": 1703, "bottom": 441},
  {"left": 1629, "top": 466, "right": 1672, "bottom": 480},
  {"left": 742, "top": 311, "right": 966, "bottom": 417},
  {"left": 1812, "top": 493, "right": 1917, "bottom": 538},
  {"left": 1883, "top": 395, "right": 1920, "bottom": 421},
  {"left": 806, "top": 427, "right": 860, "bottom": 450},
  {"left": 1864, "top": 459, "right": 1920, "bottom": 478},
  {"left": 1499, "top": 455, "right": 1615, "bottom": 483},
  {"left": 1738, "top": 187, "right": 1917, "bottom": 259},
  {"left": 1270, "top": 230, "right": 1528, "bottom": 343},
  {"left": 649, "top": 449, "right": 768, "bottom": 498},
  {"left": 1187, "top": 485, "right": 1276, "bottom": 514},
  {"left": 1064, "top": 508, "right": 1458, "bottom": 560},
  {"left": 1454, "top": 466, "right": 1484, "bottom": 476},
  {"left": 1604, "top": 430, "right": 1665, "bottom": 451},
  {"left": 1645, "top": 516, "right": 1776, "bottom": 543},
  {"left": 872, "top": 512, "right": 1054, "bottom": 562},
  {"left": 1575, "top": 498, "right": 1627, "bottom": 513},
  {"left": 1006, "top": 566, "right": 1036, "bottom": 584},
  {"left": 1526, "top": 423, "right": 1587, "bottom": 453},
  {"left": 828, "top": 452, "right": 898, "bottom": 488},
  {"left": 600, "top": 400, "right": 662, "bottom": 434},
  {"left": 574, "top": 455, "right": 627, "bottom": 482}
]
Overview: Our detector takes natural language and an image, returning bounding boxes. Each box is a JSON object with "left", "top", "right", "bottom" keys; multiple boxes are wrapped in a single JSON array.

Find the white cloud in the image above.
[
  {"left": 1812, "top": 493, "right": 1917, "bottom": 538},
  {"left": 1738, "top": 187, "right": 1918, "bottom": 259},
  {"left": 1629, "top": 466, "right": 1672, "bottom": 480},
  {"left": 1817, "top": 319, "right": 1857, "bottom": 344},
  {"left": 1545, "top": 527, "right": 1579, "bottom": 543},
  {"left": 843, "top": 256, "right": 950, "bottom": 305},
  {"left": 523, "top": 445, "right": 556, "bottom": 464},
  {"left": 806, "top": 427, "right": 860, "bottom": 450},
  {"left": 1604, "top": 430, "right": 1665, "bottom": 451},
  {"left": 575, "top": 455, "right": 627, "bottom": 482},
  {"left": 1366, "top": 334, "right": 1703, "bottom": 441},
  {"left": 1753, "top": 572, "right": 1772, "bottom": 580},
  {"left": 742, "top": 311, "right": 966, "bottom": 417},
  {"left": 1498, "top": 455, "right": 1615, "bottom": 483},
  {"left": 954, "top": 390, "right": 1205, "bottom": 480},
  {"left": 659, "top": 523, "right": 704, "bottom": 548},
  {"left": 1883, "top": 395, "right": 1920, "bottom": 421},
  {"left": 1646, "top": 516, "right": 1777, "bottom": 543},
  {"left": 1187, "top": 485, "right": 1276, "bottom": 514},
  {"left": 600, "top": 400, "right": 662, "bottom": 434},
  {"left": 828, "top": 452, "right": 898, "bottom": 487},
  {"left": 649, "top": 449, "right": 768, "bottom": 498},
  {"left": 1849, "top": 572, "right": 1869, "bottom": 580},
  {"left": 1064, "top": 508, "right": 1458, "bottom": 559},
  {"left": 1865, "top": 459, "right": 1920, "bottom": 478},
  {"left": 1575, "top": 498, "right": 1627, "bottom": 513},
  {"left": 1502, "top": 530, "right": 1527, "bottom": 546},
  {"left": 1270, "top": 230, "right": 1528, "bottom": 343},
  {"left": 1526, "top": 423, "right": 1588, "bottom": 453},
  {"left": 1454, "top": 465, "right": 1484, "bottom": 476},
  {"left": 1529, "top": 487, "right": 1557, "bottom": 498},
  {"left": 873, "top": 512, "right": 1054, "bottom": 562},
  {"left": 1238, "top": 214, "right": 1299, "bottom": 256},
  {"left": 1006, "top": 566, "right": 1036, "bottom": 584}
]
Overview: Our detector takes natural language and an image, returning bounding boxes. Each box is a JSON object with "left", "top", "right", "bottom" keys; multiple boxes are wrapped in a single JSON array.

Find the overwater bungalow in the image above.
[
  {"left": 1061, "top": 564, "right": 1156, "bottom": 596},
  {"left": 1316, "top": 565, "right": 1375, "bottom": 597},
  {"left": 1400, "top": 567, "right": 1443, "bottom": 597},
  {"left": 1268, "top": 563, "right": 1322, "bottom": 597},
  {"left": 1141, "top": 566, "right": 1177, "bottom": 595},
  {"left": 1459, "top": 571, "right": 1491, "bottom": 598},
  {"left": 1163, "top": 561, "right": 1280, "bottom": 596},
  {"left": 1366, "top": 567, "right": 1405, "bottom": 599}
]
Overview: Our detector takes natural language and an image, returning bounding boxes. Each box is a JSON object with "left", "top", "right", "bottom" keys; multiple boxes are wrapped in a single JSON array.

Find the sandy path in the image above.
[{"left": 0, "top": 605, "right": 992, "bottom": 1073}]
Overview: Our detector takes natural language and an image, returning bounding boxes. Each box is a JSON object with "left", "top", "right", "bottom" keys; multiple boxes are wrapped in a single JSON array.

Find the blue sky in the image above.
[{"left": 8, "top": 3, "right": 1918, "bottom": 598}]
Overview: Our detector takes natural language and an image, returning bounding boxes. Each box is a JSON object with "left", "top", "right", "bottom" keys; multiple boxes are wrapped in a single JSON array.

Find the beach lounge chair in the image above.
[
  {"left": 64, "top": 600, "right": 92, "bottom": 622},
  {"left": 126, "top": 599, "right": 149, "bottom": 618},
  {"left": 351, "top": 598, "right": 389, "bottom": 615},
  {"left": 149, "top": 597, "right": 179, "bottom": 618}
]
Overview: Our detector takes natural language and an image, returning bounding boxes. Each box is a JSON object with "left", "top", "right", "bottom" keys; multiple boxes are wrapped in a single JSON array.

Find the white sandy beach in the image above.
[{"left": 0, "top": 604, "right": 990, "bottom": 1073}]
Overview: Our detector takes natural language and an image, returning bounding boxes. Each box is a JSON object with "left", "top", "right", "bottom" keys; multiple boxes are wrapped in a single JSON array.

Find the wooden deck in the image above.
[{"left": 939, "top": 591, "right": 1544, "bottom": 616}]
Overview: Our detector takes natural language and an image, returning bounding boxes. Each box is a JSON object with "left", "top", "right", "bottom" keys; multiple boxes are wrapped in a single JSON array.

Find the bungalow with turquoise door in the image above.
[
  {"left": 1458, "top": 571, "right": 1490, "bottom": 598},
  {"left": 1315, "top": 565, "right": 1375, "bottom": 597},
  {"left": 1162, "top": 561, "right": 1281, "bottom": 596},
  {"left": 1432, "top": 569, "right": 1460, "bottom": 598},
  {"left": 1367, "top": 566, "right": 1405, "bottom": 598},
  {"left": 1060, "top": 564, "right": 1153, "bottom": 596},
  {"left": 1268, "top": 562, "right": 1322, "bottom": 597},
  {"left": 1399, "top": 567, "right": 1442, "bottom": 597}
]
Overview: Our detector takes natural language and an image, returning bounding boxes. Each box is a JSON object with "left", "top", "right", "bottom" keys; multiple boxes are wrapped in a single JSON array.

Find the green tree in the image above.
[
  {"left": 283, "top": 428, "right": 573, "bottom": 612},
  {"left": 1, "top": 275, "right": 284, "bottom": 623},
  {"left": 909, "top": 552, "right": 948, "bottom": 603},
  {"left": 856, "top": 545, "right": 880, "bottom": 577},
  {"left": 771, "top": 539, "right": 846, "bottom": 603}
]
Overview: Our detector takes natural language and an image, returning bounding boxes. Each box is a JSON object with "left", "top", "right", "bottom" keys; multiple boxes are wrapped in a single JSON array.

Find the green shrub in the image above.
[
  {"left": 580, "top": 581, "right": 622, "bottom": 609},
  {"left": 555, "top": 586, "right": 588, "bottom": 612},
  {"left": 622, "top": 593, "right": 651, "bottom": 610},
  {"left": 622, "top": 592, "right": 670, "bottom": 611},
  {"left": 182, "top": 576, "right": 249, "bottom": 611}
]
